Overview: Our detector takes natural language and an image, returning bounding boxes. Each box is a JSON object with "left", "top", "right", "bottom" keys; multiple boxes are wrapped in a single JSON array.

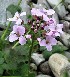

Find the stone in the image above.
[
  {"left": 62, "top": 21, "right": 70, "bottom": 33},
  {"left": 52, "top": 13, "right": 59, "bottom": 24},
  {"left": 68, "top": 5, "right": 70, "bottom": 11},
  {"left": 64, "top": 14, "right": 70, "bottom": 22},
  {"left": 20, "top": 0, "right": 31, "bottom": 23},
  {"left": 37, "top": 0, "right": 50, "bottom": 9},
  {"left": 60, "top": 32, "right": 70, "bottom": 47},
  {"left": 64, "top": 52, "right": 70, "bottom": 60},
  {"left": 36, "top": 74, "right": 51, "bottom": 77},
  {"left": 48, "top": 53, "right": 70, "bottom": 77},
  {"left": 31, "top": 53, "right": 45, "bottom": 65},
  {"left": 65, "top": 0, "right": 70, "bottom": 4},
  {"left": 47, "top": 0, "right": 67, "bottom": 18},
  {"left": 39, "top": 61, "right": 52, "bottom": 74},
  {"left": 30, "top": 63, "right": 37, "bottom": 71},
  {"left": 0, "top": 0, "right": 30, "bottom": 25}
]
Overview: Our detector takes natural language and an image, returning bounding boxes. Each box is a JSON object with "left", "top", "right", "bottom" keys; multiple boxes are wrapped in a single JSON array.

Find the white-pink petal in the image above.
[
  {"left": 50, "top": 38, "right": 57, "bottom": 45},
  {"left": 46, "top": 9, "right": 55, "bottom": 15},
  {"left": 39, "top": 39, "right": 46, "bottom": 46},
  {"left": 25, "top": 35, "right": 31, "bottom": 39},
  {"left": 20, "top": 12, "right": 26, "bottom": 16},
  {"left": 46, "top": 44, "right": 52, "bottom": 51},
  {"left": 13, "top": 25, "right": 25, "bottom": 35},
  {"left": 9, "top": 34, "right": 18, "bottom": 42},
  {"left": 15, "top": 18, "right": 22, "bottom": 25},
  {"left": 19, "top": 36, "right": 26, "bottom": 45}
]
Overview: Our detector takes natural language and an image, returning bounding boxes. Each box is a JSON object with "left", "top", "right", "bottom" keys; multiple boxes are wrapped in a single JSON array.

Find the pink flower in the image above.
[
  {"left": 44, "top": 24, "right": 63, "bottom": 37},
  {"left": 9, "top": 25, "right": 26, "bottom": 45},
  {"left": 46, "top": 9, "right": 55, "bottom": 15},
  {"left": 38, "top": 36, "right": 57, "bottom": 51},
  {"left": 31, "top": 8, "right": 55, "bottom": 22},
  {"left": 25, "top": 35, "right": 31, "bottom": 39},
  {"left": 7, "top": 12, "right": 26, "bottom": 25},
  {"left": 39, "top": 8, "right": 55, "bottom": 15}
]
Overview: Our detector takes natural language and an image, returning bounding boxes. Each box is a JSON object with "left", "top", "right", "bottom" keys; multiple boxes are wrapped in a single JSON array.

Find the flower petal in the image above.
[
  {"left": 20, "top": 12, "right": 26, "bottom": 16},
  {"left": 9, "top": 34, "right": 18, "bottom": 42},
  {"left": 46, "top": 9, "right": 55, "bottom": 15},
  {"left": 25, "top": 35, "right": 31, "bottom": 39},
  {"left": 15, "top": 18, "right": 22, "bottom": 25},
  {"left": 14, "top": 12, "right": 19, "bottom": 18},
  {"left": 50, "top": 37, "right": 57, "bottom": 45},
  {"left": 46, "top": 44, "right": 52, "bottom": 51},
  {"left": 13, "top": 25, "right": 25, "bottom": 35},
  {"left": 19, "top": 36, "right": 26, "bottom": 45},
  {"left": 39, "top": 39, "right": 46, "bottom": 46}
]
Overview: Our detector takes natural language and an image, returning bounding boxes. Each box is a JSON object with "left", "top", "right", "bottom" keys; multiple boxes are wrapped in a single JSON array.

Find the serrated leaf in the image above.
[
  {"left": 43, "top": 50, "right": 52, "bottom": 59},
  {"left": 14, "top": 45, "right": 30, "bottom": 55},
  {"left": 21, "top": 64, "right": 29, "bottom": 76},
  {"left": 28, "top": 72, "right": 36, "bottom": 77},
  {"left": 27, "top": 15, "right": 33, "bottom": 20},
  {"left": 42, "top": 45, "right": 66, "bottom": 59},
  {"left": 0, "top": 58, "right": 4, "bottom": 64},
  {"left": 0, "top": 65, "right": 3, "bottom": 75},
  {"left": 6, "top": 4, "right": 21, "bottom": 16},
  {"left": 0, "top": 51, "right": 4, "bottom": 58}
]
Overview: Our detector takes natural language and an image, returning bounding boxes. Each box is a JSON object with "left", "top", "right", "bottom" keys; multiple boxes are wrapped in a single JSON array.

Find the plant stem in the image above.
[
  {"left": 1, "top": 21, "right": 11, "bottom": 40},
  {"left": 18, "top": 0, "right": 22, "bottom": 6},
  {"left": 28, "top": 35, "right": 34, "bottom": 75},
  {"left": 12, "top": 41, "right": 19, "bottom": 49}
]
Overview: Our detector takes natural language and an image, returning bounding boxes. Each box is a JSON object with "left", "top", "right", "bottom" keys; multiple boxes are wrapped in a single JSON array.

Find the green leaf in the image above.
[
  {"left": 61, "top": 71, "right": 69, "bottom": 77},
  {"left": 28, "top": 72, "right": 36, "bottom": 77},
  {"left": 21, "top": 64, "right": 29, "bottom": 76},
  {"left": 42, "top": 45, "right": 66, "bottom": 59},
  {"left": 6, "top": 4, "right": 21, "bottom": 16},
  {"left": 0, "top": 58, "right": 4, "bottom": 64},
  {"left": 52, "top": 45, "right": 67, "bottom": 53},
  {"left": 27, "top": 15, "right": 33, "bottom": 20},
  {"left": 14, "top": 45, "right": 30, "bottom": 55},
  {"left": 0, "top": 65, "right": 3, "bottom": 75},
  {"left": 0, "top": 51, "right": 4, "bottom": 58},
  {"left": 43, "top": 50, "right": 52, "bottom": 59}
]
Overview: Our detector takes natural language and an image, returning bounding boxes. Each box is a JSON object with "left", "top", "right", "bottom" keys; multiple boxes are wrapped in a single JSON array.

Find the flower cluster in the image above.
[
  {"left": 8, "top": 12, "right": 31, "bottom": 45},
  {"left": 31, "top": 8, "right": 63, "bottom": 51},
  {"left": 8, "top": 8, "right": 63, "bottom": 51}
]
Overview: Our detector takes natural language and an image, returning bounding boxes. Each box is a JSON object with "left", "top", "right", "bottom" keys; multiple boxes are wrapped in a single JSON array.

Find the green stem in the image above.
[
  {"left": 28, "top": 35, "right": 34, "bottom": 75},
  {"left": 17, "top": 0, "right": 22, "bottom": 6},
  {"left": 1, "top": 21, "right": 11, "bottom": 40},
  {"left": 12, "top": 41, "right": 19, "bottom": 49}
]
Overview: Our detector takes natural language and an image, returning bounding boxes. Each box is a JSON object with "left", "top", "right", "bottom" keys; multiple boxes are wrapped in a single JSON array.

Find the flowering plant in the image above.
[{"left": 0, "top": 3, "right": 64, "bottom": 76}]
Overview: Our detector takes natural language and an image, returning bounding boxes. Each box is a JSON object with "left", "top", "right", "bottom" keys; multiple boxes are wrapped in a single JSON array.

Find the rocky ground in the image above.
[{"left": 0, "top": 0, "right": 70, "bottom": 77}]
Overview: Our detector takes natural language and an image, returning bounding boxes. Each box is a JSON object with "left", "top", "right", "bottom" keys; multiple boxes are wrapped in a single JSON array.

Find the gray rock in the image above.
[
  {"left": 64, "top": 52, "right": 70, "bottom": 60},
  {"left": 48, "top": 53, "right": 70, "bottom": 77},
  {"left": 36, "top": 75, "right": 51, "bottom": 77},
  {"left": 0, "top": 0, "right": 18, "bottom": 25},
  {"left": 39, "top": 61, "right": 52, "bottom": 74},
  {"left": 52, "top": 13, "right": 59, "bottom": 24},
  {"left": 63, "top": 21, "right": 70, "bottom": 33},
  {"left": 65, "top": 0, "right": 70, "bottom": 4},
  {"left": 0, "top": 0, "right": 30, "bottom": 25},
  {"left": 64, "top": 14, "right": 70, "bottom": 22},
  {"left": 47, "top": 0, "right": 67, "bottom": 18},
  {"left": 31, "top": 53, "right": 45, "bottom": 65},
  {"left": 68, "top": 5, "right": 70, "bottom": 10},
  {"left": 37, "top": 0, "right": 50, "bottom": 9},
  {"left": 30, "top": 63, "right": 37, "bottom": 71},
  {"left": 20, "top": 0, "right": 31, "bottom": 24},
  {"left": 60, "top": 32, "right": 70, "bottom": 47}
]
